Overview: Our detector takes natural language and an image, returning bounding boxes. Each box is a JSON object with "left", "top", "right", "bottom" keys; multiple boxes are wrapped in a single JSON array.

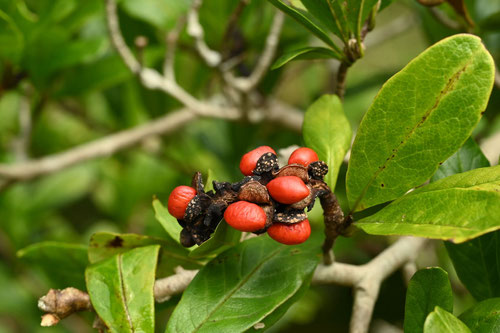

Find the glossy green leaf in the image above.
[
  {"left": 166, "top": 236, "right": 320, "bottom": 332},
  {"left": 86, "top": 245, "right": 160, "bottom": 333},
  {"left": 445, "top": 231, "right": 500, "bottom": 301},
  {"left": 355, "top": 165, "right": 500, "bottom": 242},
  {"left": 300, "top": 0, "right": 344, "bottom": 40},
  {"left": 17, "top": 242, "right": 88, "bottom": 290},
  {"left": 272, "top": 46, "right": 342, "bottom": 69},
  {"left": 153, "top": 198, "right": 183, "bottom": 245},
  {"left": 424, "top": 307, "right": 471, "bottom": 333},
  {"left": 345, "top": 0, "right": 378, "bottom": 40},
  {"left": 346, "top": 34, "right": 495, "bottom": 212},
  {"left": 303, "top": 94, "right": 352, "bottom": 191},
  {"left": 431, "top": 137, "right": 490, "bottom": 182},
  {"left": 88, "top": 232, "right": 202, "bottom": 277},
  {"left": 188, "top": 220, "right": 241, "bottom": 259},
  {"left": 404, "top": 267, "right": 453, "bottom": 333},
  {"left": 459, "top": 298, "right": 500, "bottom": 332},
  {"left": 268, "top": 0, "right": 340, "bottom": 51}
]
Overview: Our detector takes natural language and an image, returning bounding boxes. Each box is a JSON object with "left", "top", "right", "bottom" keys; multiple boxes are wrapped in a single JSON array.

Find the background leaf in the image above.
[
  {"left": 86, "top": 245, "right": 160, "bottom": 333},
  {"left": 88, "top": 232, "right": 201, "bottom": 277},
  {"left": 166, "top": 236, "right": 320, "bottom": 333},
  {"left": 17, "top": 242, "right": 88, "bottom": 290},
  {"left": 404, "top": 267, "right": 454, "bottom": 333},
  {"left": 344, "top": 0, "right": 379, "bottom": 41},
  {"left": 303, "top": 94, "right": 352, "bottom": 191},
  {"left": 459, "top": 298, "right": 500, "bottom": 332},
  {"left": 153, "top": 198, "right": 183, "bottom": 245},
  {"left": 346, "top": 34, "right": 495, "bottom": 212},
  {"left": 355, "top": 165, "right": 500, "bottom": 242},
  {"left": 424, "top": 306, "right": 471, "bottom": 333},
  {"left": 272, "top": 47, "right": 342, "bottom": 69}
]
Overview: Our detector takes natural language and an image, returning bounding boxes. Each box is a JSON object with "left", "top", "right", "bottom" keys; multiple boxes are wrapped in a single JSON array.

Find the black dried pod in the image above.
[
  {"left": 184, "top": 194, "right": 211, "bottom": 224},
  {"left": 252, "top": 204, "right": 274, "bottom": 234},
  {"left": 230, "top": 175, "right": 261, "bottom": 192},
  {"left": 273, "top": 210, "right": 307, "bottom": 224},
  {"left": 180, "top": 228, "right": 195, "bottom": 247},
  {"left": 191, "top": 171, "right": 205, "bottom": 193},
  {"left": 308, "top": 160, "right": 328, "bottom": 180},
  {"left": 253, "top": 152, "right": 279, "bottom": 175}
]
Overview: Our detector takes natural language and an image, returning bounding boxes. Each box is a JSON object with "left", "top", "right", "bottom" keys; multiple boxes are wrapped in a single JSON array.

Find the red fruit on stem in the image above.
[
  {"left": 266, "top": 176, "right": 310, "bottom": 204},
  {"left": 224, "top": 201, "right": 267, "bottom": 232},
  {"left": 267, "top": 219, "right": 311, "bottom": 245},
  {"left": 167, "top": 185, "right": 197, "bottom": 219},
  {"left": 239, "top": 146, "right": 276, "bottom": 176},
  {"left": 288, "top": 147, "right": 319, "bottom": 167}
]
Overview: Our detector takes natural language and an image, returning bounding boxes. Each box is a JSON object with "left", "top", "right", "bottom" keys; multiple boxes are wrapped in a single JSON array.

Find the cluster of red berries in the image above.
[{"left": 167, "top": 146, "right": 329, "bottom": 246}]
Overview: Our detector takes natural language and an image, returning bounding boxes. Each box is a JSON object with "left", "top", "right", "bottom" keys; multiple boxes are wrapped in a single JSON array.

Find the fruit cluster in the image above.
[{"left": 167, "top": 146, "right": 331, "bottom": 246}]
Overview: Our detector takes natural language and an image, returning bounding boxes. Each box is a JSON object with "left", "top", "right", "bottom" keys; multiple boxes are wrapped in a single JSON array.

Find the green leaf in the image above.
[
  {"left": 431, "top": 137, "right": 490, "bottom": 182},
  {"left": 300, "top": 0, "right": 344, "bottom": 40},
  {"left": 268, "top": 0, "right": 341, "bottom": 53},
  {"left": 479, "top": 12, "right": 500, "bottom": 31},
  {"left": 355, "top": 165, "right": 500, "bottom": 242},
  {"left": 445, "top": 231, "right": 500, "bottom": 301},
  {"left": 459, "top": 298, "right": 500, "bottom": 332},
  {"left": 326, "top": 0, "right": 350, "bottom": 42},
  {"left": 121, "top": 0, "right": 191, "bottom": 31},
  {"left": 17, "top": 242, "right": 88, "bottom": 290},
  {"left": 303, "top": 94, "right": 352, "bottom": 191},
  {"left": 166, "top": 236, "right": 320, "bottom": 332},
  {"left": 346, "top": 34, "right": 495, "bottom": 212},
  {"left": 188, "top": 220, "right": 241, "bottom": 259},
  {"left": 424, "top": 307, "right": 471, "bottom": 333},
  {"left": 272, "top": 47, "right": 342, "bottom": 69},
  {"left": 88, "top": 232, "right": 202, "bottom": 277},
  {"left": 344, "top": 0, "right": 380, "bottom": 40},
  {"left": 86, "top": 245, "right": 159, "bottom": 333},
  {"left": 404, "top": 267, "right": 454, "bottom": 333},
  {"left": 153, "top": 198, "right": 183, "bottom": 245}
]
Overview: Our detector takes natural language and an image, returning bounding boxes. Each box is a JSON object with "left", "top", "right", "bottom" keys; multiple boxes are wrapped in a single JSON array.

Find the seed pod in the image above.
[
  {"left": 274, "top": 164, "right": 309, "bottom": 183},
  {"left": 273, "top": 210, "right": 307, "bottom": 224},
  {"left": 288, "top": 147, "right": 319, "bottom": 167},
  {"left": 224, "top": 201, "right": 267, "bottom": 232},
  {"left": 253, "top": 152, "right": 279, "bottom": 175},
  {"left": 267, "top": 219, "right": 311, "bottom": 245},
  {"left": 180, "top": 228, "right": 195, "bottom": 247},
  {"left": 238, "top": 181, "right": 271, "bottom": 204},
  {"left": 168, "top": 185, "right": 197, "bottom": 219},
  {"left": 239, "top": 146, "right": 276, "bottom": 176},
  {"left": 266, "top": 176, "right": 310, "bottom": 204},
  {"left": 308, "top": 160, "right": 328, "bottom": 180}
]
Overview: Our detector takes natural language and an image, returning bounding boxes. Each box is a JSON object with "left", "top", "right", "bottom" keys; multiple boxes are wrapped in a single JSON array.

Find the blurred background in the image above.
[{"left": 0, "top": 0, "right": 498, "bottom": 332}]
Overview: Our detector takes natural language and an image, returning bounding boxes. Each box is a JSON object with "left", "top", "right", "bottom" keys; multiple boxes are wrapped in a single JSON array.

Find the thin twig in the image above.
[
  {"left": 224, "top": 11, "right": 285, "bottom": 93},
  {"left": 187, "top": 0, "right": 222, "bottom": 67},
  {"left": 335, "top": 62, "right": 350, "bottom": 100},
  {"left": 163, "top": 16, "right": 186, "bottom": 81}
]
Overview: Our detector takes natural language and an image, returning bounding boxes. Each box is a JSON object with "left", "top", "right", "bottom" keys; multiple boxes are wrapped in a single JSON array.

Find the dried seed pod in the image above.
[
  {"left": 224, "top": 201, "right": 267, "bottom": 232},
  {"left": 253, "top": 152, "right": 279, "bottom": 175},
  {"left": 266, "top": 176, "right": 310, "bottom": 204},
  {"left": 180, "top": 228, "right": 195, "bottom": 247},
  {"left": 308, "top": 160, "right": 328, "bottom": 180},
  {"left": 239, "top": 146, "right": 276, "bottom": 176},
  {"left": 273, "top": 210, "right": 307, "bottom": 224},
  {"left": 238, "top": 181, "right": 271, "bottom": 204},
  {"left": 167, "top": 185, "right": 197, "bottom": 219},
  {"left": 274, "top": 164, "right": 309, "bottom": 183},
  {"left": 288, "top": 147, "right": 319, "bottom": 167},
  {"left": 267, "top": 219, "right": 311, "bottom": 245},
  {"left": 289, "top": 185, "right": 317, "bottom": 210},
  {"left": 191, "top": 171, "right": 205, "bottom": 193},
  {"left": 253, "top": 204, "right": 274, "bottom": 234}
]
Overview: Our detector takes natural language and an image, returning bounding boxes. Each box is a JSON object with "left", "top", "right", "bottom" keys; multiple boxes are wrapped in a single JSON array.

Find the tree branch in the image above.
[{"left": 39, "top": 237, "right": 428, "bottom": 333}]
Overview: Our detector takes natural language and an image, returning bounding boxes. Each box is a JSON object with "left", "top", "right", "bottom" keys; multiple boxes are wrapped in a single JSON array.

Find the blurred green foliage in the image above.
[{"left": 0, "top": 0, "right": 499, "bottom": 332}]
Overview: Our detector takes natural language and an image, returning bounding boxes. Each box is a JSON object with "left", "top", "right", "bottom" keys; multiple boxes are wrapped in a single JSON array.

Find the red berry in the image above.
[
  {"left": 224, "top": 201, "right": 267, "bottom": 232},
  {"left": 288, "top": 147, "right": 319, "bottom": 167},
  {"left": 266, "top": 176, "right": 310, "bottom": 204},
  {"left": 167, "top": 185, "right": 197, "bottom": 219},
  {"left": 267, "top": 219, "right": 311, "bottom": 245},
  {"left": 239, "top": 146, "right": 276, "bottom": 176}
]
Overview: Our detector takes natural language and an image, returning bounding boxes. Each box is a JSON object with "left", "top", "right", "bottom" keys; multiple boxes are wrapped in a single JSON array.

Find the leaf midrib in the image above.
[
  {"left": 351, "top": 55, "right": 477, "bottom": 212},
  {"left": 191, "top": 247, "right": 284, "bottom": 332},
  {"left": 117, "top": 253, "right": 135, "bottom": 333}
]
